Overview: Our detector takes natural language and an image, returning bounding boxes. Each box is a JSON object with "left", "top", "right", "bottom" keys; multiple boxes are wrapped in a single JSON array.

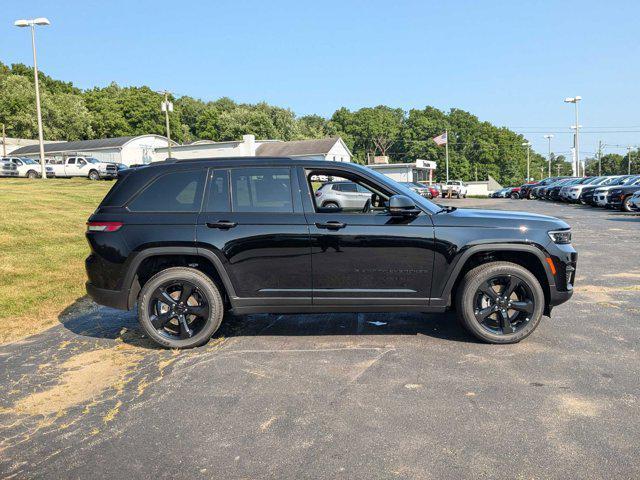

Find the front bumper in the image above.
[{"left": 86, "top": 282, "right": 129, "bottom": 310}]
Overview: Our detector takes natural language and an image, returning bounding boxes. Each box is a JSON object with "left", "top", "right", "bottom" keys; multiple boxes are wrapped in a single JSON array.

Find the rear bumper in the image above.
[{"left": 86, "top": 282, "right": 129, "bottom": 310}]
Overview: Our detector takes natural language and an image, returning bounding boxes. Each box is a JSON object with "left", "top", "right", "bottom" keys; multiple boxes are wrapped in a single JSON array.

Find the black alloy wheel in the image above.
[
  {"left": 148, "top": 280, "right": 210, "bottom": 340},
  {"left": 456, "top": 261, "right": 544, "bottom": 344},
  {"left": 138, "top": 267, "right": 224, "bottom": 349},
  {"left": 473, "top": 275, "right": 535, "bottom": 335}
]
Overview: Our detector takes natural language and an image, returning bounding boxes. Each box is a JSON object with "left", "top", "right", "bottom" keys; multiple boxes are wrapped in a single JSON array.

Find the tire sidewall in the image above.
[
  {"left": 137, "top": 267, "right": 224, "bottom": 349},
  {"left": 456, "top": 262, "right": 545, "bottom": 344},
  {"left": 89, "top": 170, "right": 100, "bottom": 180}
]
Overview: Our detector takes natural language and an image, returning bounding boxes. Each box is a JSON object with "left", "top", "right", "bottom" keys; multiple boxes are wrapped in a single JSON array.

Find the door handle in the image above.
[
  {"left": 206, "top": 220, "right": 238, "bottom": 230},
  {"left": 315, "top": 221, "right": 346, "bottom": 230}
]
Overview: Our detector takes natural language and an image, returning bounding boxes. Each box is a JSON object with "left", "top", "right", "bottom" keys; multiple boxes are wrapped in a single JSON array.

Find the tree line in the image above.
[{"left": 4, "top": 61, "right": 633, "bottom": 185}]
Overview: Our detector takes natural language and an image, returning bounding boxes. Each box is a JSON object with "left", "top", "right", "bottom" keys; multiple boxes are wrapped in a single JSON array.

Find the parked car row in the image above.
[
  {"left": 1, "top": 157, "right": 53, "bottom": 178},
  {"left": 0, "top": 156, "right": 126, "bottom": 180},
  {"left": 517, "top": 175, "right": 640, "bottom": 212}
]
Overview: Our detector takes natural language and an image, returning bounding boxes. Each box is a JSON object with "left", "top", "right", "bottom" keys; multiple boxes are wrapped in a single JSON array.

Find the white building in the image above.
[
  {"left": 152, "top": 135, "right": 352, "bottom": 163},
  {"left": 368, "top": 159, "right": 437, "bottom": 184},
  {"left": 11, "top": 135, "right": 174, "bottom": 166}
]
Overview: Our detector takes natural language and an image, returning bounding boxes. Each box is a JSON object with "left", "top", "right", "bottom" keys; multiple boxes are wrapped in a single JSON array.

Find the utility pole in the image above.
[
  {"left": 1, "top": 124, "right": 6, "bottom": 157},
  {"left": 522, "top": 142, "right": 531, "bottom": 182},
  {"left": 557, "top": 164, "right": 561, "bottom": 176},
  {"left": 597, "top": 140, "right": 602, "bottom": 176},
  {"left": 544, "top": 134, "right": 553, "bottom": 178},
  {"left": 161, "top": 91, "right": 173, "bottom": 158},
  {"left": 627, "top": 146, "right": 633, "bottom": 175},
  {"left": 475, "top": 164, "right": 478, "bottom": 182},
  {"left": 540, "top": 166, "right": 544, "bottom": 180}
]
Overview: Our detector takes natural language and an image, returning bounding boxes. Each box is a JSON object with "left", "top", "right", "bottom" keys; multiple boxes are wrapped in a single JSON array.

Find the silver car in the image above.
[{"left": 314, "top": 181, "right": 371, "bottom": 209}]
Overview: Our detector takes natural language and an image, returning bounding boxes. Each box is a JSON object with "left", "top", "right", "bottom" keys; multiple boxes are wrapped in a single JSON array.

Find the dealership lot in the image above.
[{"left": 1, "top": 198, "right": 639, "bottom": 479}]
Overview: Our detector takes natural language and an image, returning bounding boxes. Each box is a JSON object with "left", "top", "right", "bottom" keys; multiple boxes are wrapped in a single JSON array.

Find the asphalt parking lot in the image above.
[{"left": 1, "top": 198, "right": 639, "bottom": 479}]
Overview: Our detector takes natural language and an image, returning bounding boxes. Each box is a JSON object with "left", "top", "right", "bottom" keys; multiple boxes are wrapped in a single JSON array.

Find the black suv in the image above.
[{"left": 85, "top": 158, "right": 576, "bottom": 348}]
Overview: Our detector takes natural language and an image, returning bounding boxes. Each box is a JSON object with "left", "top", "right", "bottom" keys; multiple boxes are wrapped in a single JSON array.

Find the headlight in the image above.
[{"left": 548, "top": 229, "right": 572, "bottom": 244}]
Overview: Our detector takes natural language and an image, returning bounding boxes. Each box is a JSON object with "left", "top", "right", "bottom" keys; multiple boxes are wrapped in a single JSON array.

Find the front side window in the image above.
[
  {"left": 128, "top": 170, "right": 205, "bottom": 212},
  {"left": 231, "top": 168, "right": 293, "bottom": 213}
]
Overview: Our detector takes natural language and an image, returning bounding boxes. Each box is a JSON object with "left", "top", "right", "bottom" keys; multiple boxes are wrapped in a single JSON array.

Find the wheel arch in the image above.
[
  {"left": 435, "top": 244, "right": 554, "bottom": 314},
  {"left": 123, "top": 247, "right": 236, "bottom": 310}
]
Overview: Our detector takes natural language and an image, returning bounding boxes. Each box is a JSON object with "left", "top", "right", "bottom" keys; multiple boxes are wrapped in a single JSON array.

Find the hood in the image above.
[{"left": 435, "top": 207, "right": 569, "bottom": 230}]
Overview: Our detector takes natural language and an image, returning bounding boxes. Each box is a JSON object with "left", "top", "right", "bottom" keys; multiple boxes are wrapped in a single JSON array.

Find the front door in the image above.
[
  {"left": 196, "top": 167, "right": 312, "bottom": 305},
  {"left": 301, "top": 167, "right": 435, "bottom": 306}
]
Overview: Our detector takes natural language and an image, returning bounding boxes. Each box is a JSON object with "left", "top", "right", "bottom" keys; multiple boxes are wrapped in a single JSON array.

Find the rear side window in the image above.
[
  {"left": 128, "top": 170, "right": 205, "bottom": 212},
  {"left": 231, "top": 167, "right": 293, "bottom": 212}
]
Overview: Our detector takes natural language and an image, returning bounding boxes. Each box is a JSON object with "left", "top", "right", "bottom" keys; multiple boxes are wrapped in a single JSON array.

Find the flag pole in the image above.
[{"left": 445, "top": 130, "right": 449, "bottom": 183}]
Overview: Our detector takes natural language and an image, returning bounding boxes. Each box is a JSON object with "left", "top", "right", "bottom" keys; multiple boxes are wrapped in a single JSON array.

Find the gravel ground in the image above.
[{"left": 1, "top": 198, "right": 639, "bottom": 479}]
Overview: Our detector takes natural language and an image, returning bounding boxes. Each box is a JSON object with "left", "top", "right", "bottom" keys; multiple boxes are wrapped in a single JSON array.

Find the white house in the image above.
[
  {"left": 152, "top": 135, "right": 352, "bottom": 163},
  {"left": 11, "top": 135, "right": 174, "bottom": 166},
  {"left": 368, "top": 159, "right": 437, "bottom": 184}
]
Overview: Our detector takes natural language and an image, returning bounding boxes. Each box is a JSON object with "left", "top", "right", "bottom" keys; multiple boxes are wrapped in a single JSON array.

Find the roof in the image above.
[
  {"left": 255, "top": 137, "right": 343, "bottom": 157},
  {"left": 10, "top": 135, "right": 171, "bottom": 155}
]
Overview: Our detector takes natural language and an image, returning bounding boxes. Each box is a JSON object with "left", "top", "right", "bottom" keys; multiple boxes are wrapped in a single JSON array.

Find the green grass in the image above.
[{"left": 0, "top": 178, "right": 112, "bottom": 343}]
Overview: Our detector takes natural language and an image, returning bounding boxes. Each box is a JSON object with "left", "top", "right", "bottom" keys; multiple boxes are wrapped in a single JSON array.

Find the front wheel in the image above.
[
  {"left": 27, "top": 170, "right": 38, "bottom": 179},
  {"left": 138, "top": 267, "right": 224, "bottom": 349},
  {"left": 88, "top": 170, "right": 100, "bottom": 181},
  {"left": 510, "top": 193, "right": 519, "bottom": 199},
  {"left": 622, "top": 196, "right": 633, "bottom": 212},
  {"left": 455, "top": 261, "right": 544, "bottom": 344}
]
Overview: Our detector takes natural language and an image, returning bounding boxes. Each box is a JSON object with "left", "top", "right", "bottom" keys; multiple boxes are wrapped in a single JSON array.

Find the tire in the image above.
[
  {"left": 137, "top": 267, "right": 224, "bottom": 349},
  {"left": 622, "top": 196, "right": 633, "bottom": 212},
  {"left": 322, "top": 201, "right": 339, "bottom": 209},
  {"left": 455, "top": 261, "right": 544, "bottom": 344},
  {"left": 510, "top": 193, "right": 519, "bottom": 199},
  {"left": 27, "top": 170, "right": 38, "bottom": 179},
  {"left": 88, "top": 170, "right": 100, "bottom": 181},
  {"left": 462, "top": 194, "right": 467, "bottom": 198}
]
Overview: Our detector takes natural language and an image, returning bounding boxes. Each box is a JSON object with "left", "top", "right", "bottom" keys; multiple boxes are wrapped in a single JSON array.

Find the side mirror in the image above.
[{"left": 387, "top": 194, "right": 420, "bottom": 217}]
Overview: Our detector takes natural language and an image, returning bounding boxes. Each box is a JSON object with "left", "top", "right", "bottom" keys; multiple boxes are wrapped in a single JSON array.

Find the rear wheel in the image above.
[
  {"left": 510, "top": 192, "right": 519, "bottom": 199},
  {"left": 138, "top": 267, "right": 224, "bottom": 349},
  {"left": 455, "top": 261, "right": 544, "bottom": 344},
  {"left": 322, "top": 201, "right": 339, "bottom": 209}
]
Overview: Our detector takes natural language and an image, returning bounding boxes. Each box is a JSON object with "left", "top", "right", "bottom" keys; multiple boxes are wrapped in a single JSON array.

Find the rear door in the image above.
[{"left": 196, "top": 166, "right": 312, "bottom": 305}]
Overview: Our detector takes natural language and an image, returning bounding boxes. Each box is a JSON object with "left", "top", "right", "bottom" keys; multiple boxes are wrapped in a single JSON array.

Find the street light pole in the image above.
[
  {"left": 564, "top": 96, "right": 582, "bottom": 177},
  {"left": 597, "top": 140, "right": 602, "bottom": 176},
  {"left": 14, "top": 18, "right": 50, "bottom": 179},
  {"left": 544, "top": 134, "right": 553, "bottom": 178},
  {"left": 627, "top": 146, "right": 632, "bottom": 175}
]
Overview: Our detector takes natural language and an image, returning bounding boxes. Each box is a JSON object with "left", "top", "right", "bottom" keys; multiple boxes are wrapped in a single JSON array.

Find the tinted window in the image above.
[
  {"left": 205, "top": 169, "right": 230, "bottom": 212},
  {"left": 231, "top": 168, "right": 292, "bottom": 213},
  {"left": 129, "top": 170, "right": 205, "bottom": 212},
  {"left": 335, "top": 183, "right": 357, "bottom": 192},
  {"left": 67, "top": 158, "right": 76, "bottom": 165}
]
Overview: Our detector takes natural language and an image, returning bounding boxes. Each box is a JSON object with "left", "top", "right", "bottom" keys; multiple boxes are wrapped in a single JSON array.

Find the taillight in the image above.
[
  {"left": 315, "top": 191, "right": 323, "bottom": 197},
  {"left": 86, "top": 221, "right": 123, "bottom": 232}
]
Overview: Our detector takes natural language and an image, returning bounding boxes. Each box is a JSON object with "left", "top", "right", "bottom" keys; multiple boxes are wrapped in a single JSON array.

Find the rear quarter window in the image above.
[{"left": 127, "top": 169, "right": 206, "bottom": 212}]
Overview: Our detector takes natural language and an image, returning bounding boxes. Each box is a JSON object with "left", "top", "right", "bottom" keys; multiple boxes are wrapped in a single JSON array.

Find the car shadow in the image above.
[{"left": 58, "top": 298, "right": 480, "bottom": 347}]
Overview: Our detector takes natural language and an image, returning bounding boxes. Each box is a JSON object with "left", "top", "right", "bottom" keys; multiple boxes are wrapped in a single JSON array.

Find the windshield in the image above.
[
  {"left": 85, "top": 157, "right": 100, "bottom": 164},
  {"left": 361, "top": 166, "right": 441, "bottom": 213},
  {"left": 21, "top": 158, "right": 37, "bottom": 165}
]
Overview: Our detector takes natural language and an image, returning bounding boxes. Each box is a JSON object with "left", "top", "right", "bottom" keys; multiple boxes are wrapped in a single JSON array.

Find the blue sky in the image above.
[{"left": 2, "top": 0, "right": 639, "bottom": 160}]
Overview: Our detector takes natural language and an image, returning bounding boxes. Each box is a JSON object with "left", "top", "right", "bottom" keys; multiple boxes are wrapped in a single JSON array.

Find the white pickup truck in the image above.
[
  {"left": 1, "top": 156, "right": 52, "bottom": 178},
  {"left": 47, "top": 156, "right": 118, "bottom": 180},
  {"left": 442, "top": 180, "right": 468, "bottom": 198}
]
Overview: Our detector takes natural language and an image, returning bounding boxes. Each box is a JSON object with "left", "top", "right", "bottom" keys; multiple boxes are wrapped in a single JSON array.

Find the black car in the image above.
[
  {"left": 607, "top": 183, "right": 640, "bottom": 211},
  {"left": 85, "top": 158, "right": 576, "bottom": 348}
]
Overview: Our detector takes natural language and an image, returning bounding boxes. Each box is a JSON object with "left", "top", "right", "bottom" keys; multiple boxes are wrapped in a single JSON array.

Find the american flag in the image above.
[{"left": 432, "top": 132, "right": 447, "bottom": 146}]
